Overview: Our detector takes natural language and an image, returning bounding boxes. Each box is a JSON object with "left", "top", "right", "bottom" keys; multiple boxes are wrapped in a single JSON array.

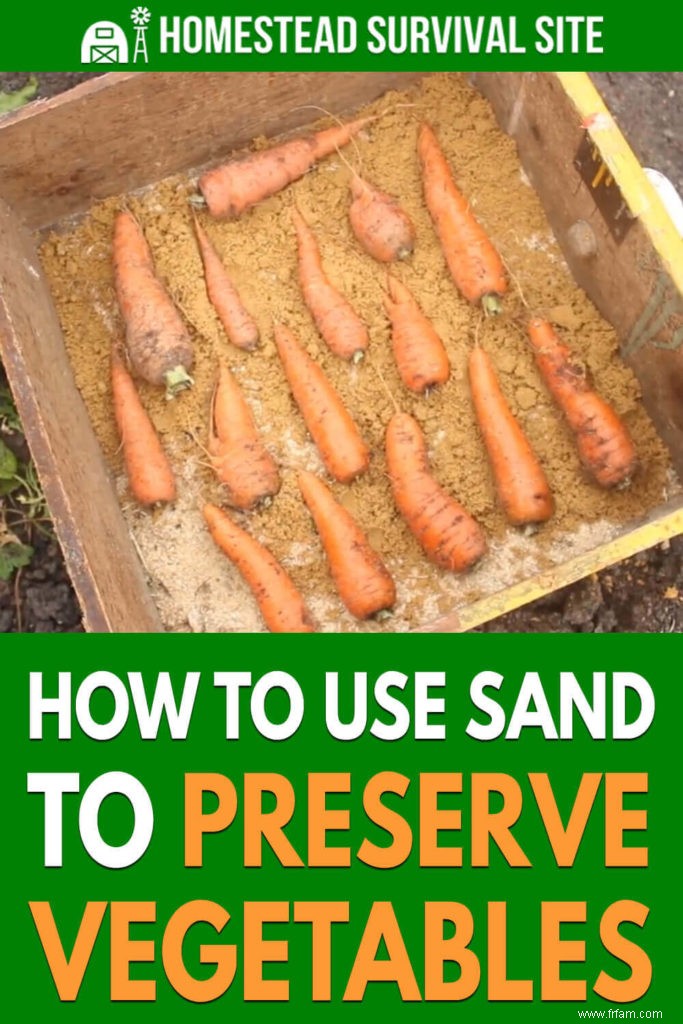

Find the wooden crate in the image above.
[{"left": 1, "top": 72, "right": 681, "bottom": 632}]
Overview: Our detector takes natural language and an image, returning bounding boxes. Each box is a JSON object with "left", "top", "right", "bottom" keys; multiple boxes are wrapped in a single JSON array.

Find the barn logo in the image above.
[{"left": 81, "top": 7, "right": 151, "bottom": 64}]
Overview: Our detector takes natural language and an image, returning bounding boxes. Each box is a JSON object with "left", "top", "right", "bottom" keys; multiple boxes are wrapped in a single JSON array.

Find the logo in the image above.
[{"left": 81, "top": 7, "right": 151, "bottom": 64}]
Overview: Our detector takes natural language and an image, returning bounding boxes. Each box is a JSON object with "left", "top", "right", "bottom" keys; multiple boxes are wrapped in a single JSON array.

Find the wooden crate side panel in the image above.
[
  {"left": 0, "top": 72, "right": 425, "bottom": 230},
  {"left": 0, "top": 201, "right": 162, "bottom": 632},
  {"left": 473, "top": 71, "right": 683, "bottom": 480}
]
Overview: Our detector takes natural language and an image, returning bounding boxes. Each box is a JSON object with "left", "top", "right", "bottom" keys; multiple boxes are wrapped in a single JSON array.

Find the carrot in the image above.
[
  {"left": 209, "top": 364, "right": 280, "bottom": 509},
  {"left": 203, "top": 503, "right": 315, "bottom": 632},
  {"left": 199, "top": 117, "right": 372, "bottom": 219},
  {"left": 291, "top": 206, "right": 369, "bottom": 362},
  {"left": 386, "top": 412, "right": 487, "bottom": 572},
  {"left": 113, "top": 209, "right": 194, "bottom": 398},
  {"left": 348, "top": 173, "right": 415, "bottom": 263},
  {"left": 273, "top": 323, "right": 370, "bottom": 484},
  {"left": 384, "top": 275, "right": 450, "bottom": 393},
  {"left": 110, "top": 346, "right": 176, "bottom": 506},
  {"left": 193, "top": 216, "right": 259, "bottom": 351},
  {"left": 298, "top": 470, "right": 396, "bottom": 619},
  {"left": 417, "top": 123, "right": 507, "bottom": 314},
  {"left": 468, "top": 346, "right": 554, "bottom": 525},
  {"left": 527, "top": 318, "right": 637, "bottom": 488}
]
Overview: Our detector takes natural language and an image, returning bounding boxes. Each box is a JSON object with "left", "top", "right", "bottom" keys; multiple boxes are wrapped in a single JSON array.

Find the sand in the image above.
[{"left": 39, "top": 74, "right": 677, "bottom": 633}]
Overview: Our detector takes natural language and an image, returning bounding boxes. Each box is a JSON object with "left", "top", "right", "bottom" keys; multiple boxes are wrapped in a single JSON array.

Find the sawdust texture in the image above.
[{"left": 39, "top": 74, "right": 676, "bottom": 633}]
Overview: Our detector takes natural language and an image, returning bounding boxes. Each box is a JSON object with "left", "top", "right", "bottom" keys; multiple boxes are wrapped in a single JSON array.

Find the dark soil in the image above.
[{"left": 0, "top": 71, "right": 681, "bottom": 633}]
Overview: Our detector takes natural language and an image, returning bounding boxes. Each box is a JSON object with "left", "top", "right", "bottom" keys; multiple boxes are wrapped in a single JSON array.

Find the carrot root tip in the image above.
[
  {"left": 397, "top": 245, "right": 414, "bottom": 261},
  {"left": 352, "top": 349, "right": 366, "bottom": 366},
  {"left": 374, "top": 608, "right": 394, "bottom": 623},
  {"left": 164, "top": 365, "right": 195, "bottom": 400},
  {"left": 188, "top": 194, "right": 207, "bottom": 208},
  {"left": 481, "top": 294, "right": 504, "bottom": 317}
]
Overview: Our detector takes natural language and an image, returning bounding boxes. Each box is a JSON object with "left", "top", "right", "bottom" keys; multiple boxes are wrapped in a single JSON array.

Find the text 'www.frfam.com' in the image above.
[{"left": 578, "top": 1011, "right": 663, "bottom": 1020}]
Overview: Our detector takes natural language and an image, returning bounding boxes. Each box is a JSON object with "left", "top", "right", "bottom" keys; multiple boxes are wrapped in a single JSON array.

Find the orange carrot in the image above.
[
  {"left": 348, "top": 173, "right": 415, "bottom": 263},
  {"left": 203, "top": 503, "right": 315, "bottom": 632},
  {"left": 417, "top": 123, "right": 507, "bottom": 314},
  {"left": 274, "top": 323, "right": 370, "bottom": 484},
  {"left": 209, "top": 364, "right": 280, "bottom": 509},
  {"left": 291, "top": 206, "right": 369, "bottom": 362},
  {"left": 298, "top": 470, "right": 396, "bottom": 619},
  {"left": 468, "top": 346, "right": 554, "bottom": 525},
  {"left": 193, "top": 216, "right": 259, "bottom": 351},
  {"left": 113, "top": 209, "right": 194, "bottom": 397},
  {"left": 527, "top": 318, "right": 637, "bottom": 488},
  {"left": 111, "top": 346, "right": 176, "bottom": 506},
  {"left": 199, "top": 117, "right": 372, "bottom": 219},
  {"left": 386, "top": 412, "right": 487, "bottom": 572},
  {"left": 384, "top": 275, "right": 450, "bottom": 393}
]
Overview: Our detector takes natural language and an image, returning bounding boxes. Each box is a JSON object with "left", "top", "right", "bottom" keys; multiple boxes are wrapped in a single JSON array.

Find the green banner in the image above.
[
  {"left": 5, "top": 634, "right": 677, "bottom": 1019},
  {"left": 0, "top": 1, "right": 681, "bottom": 70}
]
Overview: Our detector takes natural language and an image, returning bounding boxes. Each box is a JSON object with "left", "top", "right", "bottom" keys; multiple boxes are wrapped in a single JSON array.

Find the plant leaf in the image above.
[
  {"left": 0, "top": 438, "right": 18, "bottom": 480},
  {"left": 0, "top": 541, "right": 33, "bottom": 580},
  {"left": 0, "top": 387, "right": 22, "bottom": 433},
  {"left": 0, "top": 75, "right": 38, "bottom": 115}
]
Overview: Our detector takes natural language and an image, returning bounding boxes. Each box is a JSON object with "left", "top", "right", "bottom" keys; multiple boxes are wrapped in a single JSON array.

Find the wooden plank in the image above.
[
  {"left": 0, "top": 200, "right": 163, "bottom": 632},
  {"left": 0, "top": 71, "right": 425, "bottom": 230},
  {"left": 474, "top": 71, "right": 683, "bottom": 479}
]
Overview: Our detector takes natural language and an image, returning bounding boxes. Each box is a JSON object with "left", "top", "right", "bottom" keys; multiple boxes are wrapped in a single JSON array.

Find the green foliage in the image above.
[
  {"left": 0, "top": 537, "right": 33, "bottom": 581},
  {"left": 0, "top": 75, "right": 38, "bottom": 115},
  {"left": 0, "top": 387, "right": 22, "bottom": 433},
  {"left": 0, "top": 383, "right": 48, "bottom": 579},
  {"left": 0, "top": 437, "right": 19, "bottom": 495}
]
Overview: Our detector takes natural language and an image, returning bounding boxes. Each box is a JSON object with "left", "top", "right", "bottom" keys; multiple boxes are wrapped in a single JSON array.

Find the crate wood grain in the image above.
[{"left": 1, "top": 71, "right": 681, "bottom": 633}]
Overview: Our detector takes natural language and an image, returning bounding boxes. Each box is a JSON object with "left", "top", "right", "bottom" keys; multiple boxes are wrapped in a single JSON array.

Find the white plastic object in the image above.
[{"left": 644, "top": 167, "right": 683, "bottom": 237}]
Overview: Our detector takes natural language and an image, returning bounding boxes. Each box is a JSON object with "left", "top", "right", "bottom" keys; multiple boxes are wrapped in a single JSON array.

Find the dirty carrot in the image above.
[
  {"left": 199, "top": 117, "right": 372, "bottom": 219},
  {"left": 209, "top": 363, "right": 280, "bottom": 509},
  {"left": 298, "top": 470, "right": 396, "bottom": 619},
  {"left": 527, "top": 318, "right": 637, "bottom": 488},
  {"left": 291, "top": 206, "right": 369, "bottom": 361},
  {"left": 348, "top": 173, "right": 415, "bottom": 263},
  {"left": 110, "top": 346, "right": 176, "bottom": 506},
  {"left": 274, "top": 323, "right": 370, "bottom": 483},
  {"left": 203, "top": 503, "right": 315, "bottom": 632},
  {"left": 113, "top": 209, "right": 194, "bottom": 398},
  {"left": 468, "top": 346, "right": 554, "bottom": 525},
  {"left": 386, "top": 412, "right": 487, "bottom": 572},
  {"left": 417, "top": 122, "right": 507, "bottom": 314},
  {"left": 384, "top": 275, "right": 450, "bottom": 393},
  {"left": 193, "top": 215, "right": 259, "bottom": 351}
]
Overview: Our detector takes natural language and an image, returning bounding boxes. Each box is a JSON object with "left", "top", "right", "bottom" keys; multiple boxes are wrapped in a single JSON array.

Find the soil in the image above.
[{"left": 1, "top": 71, "right": 681, "bottom": 633}]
